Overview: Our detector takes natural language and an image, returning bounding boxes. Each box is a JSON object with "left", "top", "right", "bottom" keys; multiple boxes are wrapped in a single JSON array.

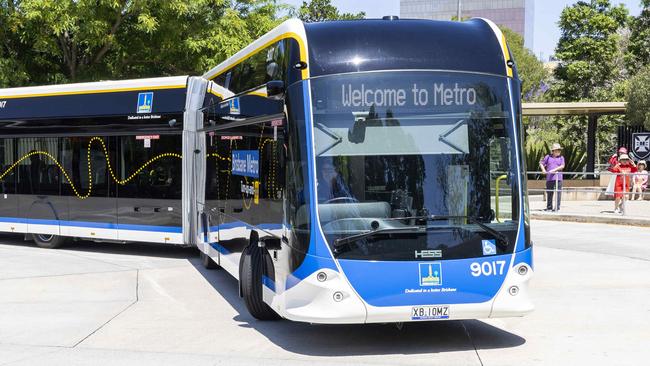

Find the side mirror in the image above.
[
  {"left": 267, "top": 80, "right": 285, "bottom": 100},
  {"left": 348, "top": 111, "right": 369, "bottom": 144}
]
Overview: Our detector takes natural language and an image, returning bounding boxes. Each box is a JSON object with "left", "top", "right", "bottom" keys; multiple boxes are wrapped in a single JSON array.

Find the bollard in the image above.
[{"left": 554, "top": 173, "right": 559, "bottom": 211}]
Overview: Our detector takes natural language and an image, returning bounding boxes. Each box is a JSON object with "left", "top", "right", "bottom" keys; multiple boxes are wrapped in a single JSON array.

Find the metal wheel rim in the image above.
[{"left": 36, "top": 234, "right": 54, "bottom": 242}]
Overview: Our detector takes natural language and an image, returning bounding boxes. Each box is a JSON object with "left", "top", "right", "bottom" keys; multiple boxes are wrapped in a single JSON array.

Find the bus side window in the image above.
[{"left": 0, "top": 138, "right": 16, "bottom": 194}]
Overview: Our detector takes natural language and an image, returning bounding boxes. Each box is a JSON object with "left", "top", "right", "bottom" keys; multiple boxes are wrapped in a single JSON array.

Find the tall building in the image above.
[{"left": 400, "top": 0, "right": 534, "bottom": 50}]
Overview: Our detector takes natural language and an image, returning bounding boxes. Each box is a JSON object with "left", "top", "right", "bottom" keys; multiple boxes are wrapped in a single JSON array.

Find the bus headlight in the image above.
[
  {"left": 508, "top": 286, "right": 519, "bottom": 296},
  {"left": 333, "top": 291, "right": 344, "bottom": 302},
  {"left": 517, "top": 265, "right": 528, "bottom": 276},
  {"left": 317, "top": 272, "right": 327, "bottom": 282}
]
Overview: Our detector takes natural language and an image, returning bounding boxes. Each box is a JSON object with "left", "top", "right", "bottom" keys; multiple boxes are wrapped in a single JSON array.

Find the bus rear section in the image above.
[{"left": 0, "top": 77, "right": 189, "bottom": 247}]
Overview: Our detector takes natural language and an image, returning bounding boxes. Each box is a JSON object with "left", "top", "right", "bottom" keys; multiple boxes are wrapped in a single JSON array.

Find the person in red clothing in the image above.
[
  {"left": 608, "top": 146, "right": 628, "bottom": 172},
  {"left": 610, "top": 154, "right": 637, "bottom": 214}
]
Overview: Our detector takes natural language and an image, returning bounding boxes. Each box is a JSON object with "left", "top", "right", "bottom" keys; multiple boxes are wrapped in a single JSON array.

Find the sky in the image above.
[{"left": 282, "top": 0, "right": 643, "bottom": 61}]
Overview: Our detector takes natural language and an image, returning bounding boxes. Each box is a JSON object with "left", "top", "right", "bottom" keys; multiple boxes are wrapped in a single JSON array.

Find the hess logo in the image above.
[{"left": 414, "top": 250, "right": 442, "bottom": 259}]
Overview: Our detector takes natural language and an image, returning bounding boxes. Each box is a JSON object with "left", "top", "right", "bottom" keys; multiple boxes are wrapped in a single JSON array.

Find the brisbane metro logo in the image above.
[
  {"left": 418, "top": 262, "right": 442, "bottom": 286},
  {"left": 137, "top": 92, "right": 154, "bottom": 114}
]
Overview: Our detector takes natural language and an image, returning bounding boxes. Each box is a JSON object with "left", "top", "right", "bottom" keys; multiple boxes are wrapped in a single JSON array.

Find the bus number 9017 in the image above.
[{"left": 470, "top": 260, "right": 506, "bottom": 277}]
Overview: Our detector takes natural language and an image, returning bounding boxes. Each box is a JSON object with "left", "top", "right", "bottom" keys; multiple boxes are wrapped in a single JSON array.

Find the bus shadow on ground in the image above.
[
  {"left": 190, "top": 260, "right": 526, "bottom": 357},
  {"left": 0, "top": 234, "right": 196, "bottom": 259}
]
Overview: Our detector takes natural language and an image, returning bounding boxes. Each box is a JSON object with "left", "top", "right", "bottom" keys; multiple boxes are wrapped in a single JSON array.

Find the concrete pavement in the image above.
[
  {"left": 530, "top": 198, "right": 650, "bottom": 226},
  {"left": 0, "top": 221, "right": 649, "bottom": 365}
]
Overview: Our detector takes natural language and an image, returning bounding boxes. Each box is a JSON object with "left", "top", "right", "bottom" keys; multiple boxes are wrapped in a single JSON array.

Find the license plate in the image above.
[{"left": 411, "top": 305, "right": 450, "bottom": 320}]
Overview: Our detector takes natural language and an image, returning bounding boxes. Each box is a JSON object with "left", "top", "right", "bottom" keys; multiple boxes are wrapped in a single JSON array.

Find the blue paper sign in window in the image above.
[
  {"left": 232, "top": 150, "right": 259, "bottom": 178},
  {"left": 137, "top": 92, "right": 154, "bottom": 114}
]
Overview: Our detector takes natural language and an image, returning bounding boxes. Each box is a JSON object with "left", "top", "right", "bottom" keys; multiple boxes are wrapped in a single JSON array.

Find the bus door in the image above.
[
  {"left": 15, "top": 137, "right": 67, "bottom": 237},
  {"left": 116, "top": 134, "right": 183, "bottom": 244},
  {"left": 205, "top": 114, "right": 286, "bottom": 266},
  {"left": 0, "top": 138, "right": 20, "bottom": 233},
  {"left": 63, "top": 136, "right": 116, "bottom": 239}
]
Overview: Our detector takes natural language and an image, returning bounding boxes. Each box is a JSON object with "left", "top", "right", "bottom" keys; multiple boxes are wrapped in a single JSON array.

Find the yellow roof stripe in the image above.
[
  {"left": 0, "top": 84, "right": 186, "bottom": 100},
  {"left": 500, "top": 33, "right": 513, "bottom": 78},
  {"left": 208, "top": 31, "right": 309, "bottom": 81}
]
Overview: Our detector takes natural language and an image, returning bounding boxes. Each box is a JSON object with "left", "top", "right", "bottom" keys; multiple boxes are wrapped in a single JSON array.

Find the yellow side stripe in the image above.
[{"left": 0, "top": 84, "right": 186, "bottom": 100}]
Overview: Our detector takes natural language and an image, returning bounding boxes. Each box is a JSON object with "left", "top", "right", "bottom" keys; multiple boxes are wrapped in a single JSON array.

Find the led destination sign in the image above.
[{"left": 341, "top": 83, "right": 477, "bottom": 108}]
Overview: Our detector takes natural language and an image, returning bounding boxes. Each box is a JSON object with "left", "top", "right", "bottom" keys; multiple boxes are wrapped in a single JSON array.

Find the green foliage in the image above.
[
  {"left": 626, "top": 65, "right": 650, "bottom": 130},
  {"left": 526, "top": 139, "right": 587, "bottom": 179},
  {"left": 500, "top": 27, "right": 548, "bottom": 101},
  {"left": 561, "top": 140, "right": 588, "bottom": 178},
  {"left": 552, "top": 0, "right": 628, "bottom": 102},
  {"left": 625, "top": 0, "right": 650, "bottom": 73},
  {"left": 0, "top": 0, "right": 284, "bottom": 86},
  {"left": 525, "top": 140, "right": 549, "bottom": 180},
  {"left": 297, "top": 0, "right": 364, "bottom": 22}
]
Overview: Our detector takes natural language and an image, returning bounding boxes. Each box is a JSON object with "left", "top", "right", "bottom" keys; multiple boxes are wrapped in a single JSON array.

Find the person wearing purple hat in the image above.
[{"left": 539, "top": 143, "right": 565, "bottom": 211}]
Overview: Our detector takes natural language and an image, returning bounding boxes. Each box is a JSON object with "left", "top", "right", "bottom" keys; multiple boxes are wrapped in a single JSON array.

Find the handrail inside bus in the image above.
[{"left": 495, "top": 174, "right": 507, "bottom": 223}]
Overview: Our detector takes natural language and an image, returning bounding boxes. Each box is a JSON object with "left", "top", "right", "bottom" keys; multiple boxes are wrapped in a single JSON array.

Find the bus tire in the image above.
[
  {"left": 201, "top": 250, "right": 221, "bottom": 270},
  {"left": 31, "top": 234, "right": 66, "bottom": 249},
  {"left": 241, "top": 245, "right": 280, "bottom": 320}
]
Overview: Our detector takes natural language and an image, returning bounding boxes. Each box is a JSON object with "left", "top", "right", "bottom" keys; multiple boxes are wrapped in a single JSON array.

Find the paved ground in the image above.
[
  {"left": 1, "top": 221, "right": 649, "bottom": 366},
  {"left": 530, "top": 198, "right": 650, "bottom": 226}
]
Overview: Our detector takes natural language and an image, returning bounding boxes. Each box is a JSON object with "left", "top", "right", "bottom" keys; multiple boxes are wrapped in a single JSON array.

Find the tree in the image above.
[
  {"left": 625, "top": 0, "right": 650, "bottom": 73},
  {"left": 552, "top": 0, "right": 628, "bottom": 102},
  {"left": 626, "top": 65, "right": 650, "bottom": 129},
  {"left": 0, "top": 0, "right": 283, "bottom": 86},
  {"left": 297, "top": 0, "right": 364, "bottom": 22},
  {"left": 500, "top": 27, "right": 548, "bottom": 101}
]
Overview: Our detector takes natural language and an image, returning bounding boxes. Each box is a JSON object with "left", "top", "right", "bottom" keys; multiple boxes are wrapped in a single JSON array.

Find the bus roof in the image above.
[
  {"left": 304, "top": 18, "right": 514, "bottom": 78},
  {"left": 0, "top": 76, "right": 188, "bottom": 120},
  {"left": 202, "top": 18, "right": 515, "bottom": 83}
]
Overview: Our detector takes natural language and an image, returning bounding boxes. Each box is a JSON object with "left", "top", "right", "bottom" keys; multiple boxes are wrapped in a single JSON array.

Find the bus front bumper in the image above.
[{"left": 273, "top": 262, "right": 533, "bottom": 324}]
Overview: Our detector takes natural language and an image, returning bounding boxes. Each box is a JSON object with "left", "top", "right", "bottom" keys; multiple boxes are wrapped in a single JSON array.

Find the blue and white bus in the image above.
[
  {"left": 195, "top": 17, "right": 533, "bottom": 323},
  {"left": 0, "top": 17, "right": 533, "bottom": 324}
]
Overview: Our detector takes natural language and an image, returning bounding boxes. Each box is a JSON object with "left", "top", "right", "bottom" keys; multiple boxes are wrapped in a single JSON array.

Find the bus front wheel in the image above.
[
  {"left": 240, "top": 245, "right": 280, "bottom": 320},
  {"left": 32, "top": 234, "right": 66, "bottom": 249}
]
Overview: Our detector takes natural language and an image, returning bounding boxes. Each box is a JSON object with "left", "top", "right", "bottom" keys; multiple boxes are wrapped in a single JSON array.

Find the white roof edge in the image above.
[
  {"left": 202, "top": 18, "right": 306, "bottom": 80},
  {"left": 0, "top": 75, "right": 189, "bottom": 97}
]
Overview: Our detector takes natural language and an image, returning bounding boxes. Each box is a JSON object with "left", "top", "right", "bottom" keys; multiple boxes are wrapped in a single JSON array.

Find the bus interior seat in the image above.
[{"left": 296, "top": 201, "right": 392, "bottom": 228}]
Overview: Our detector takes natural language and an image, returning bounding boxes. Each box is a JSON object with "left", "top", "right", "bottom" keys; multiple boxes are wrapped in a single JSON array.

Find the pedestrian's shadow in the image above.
[{"left": 189, "top": 258, "right": 526, "bottom": 357}]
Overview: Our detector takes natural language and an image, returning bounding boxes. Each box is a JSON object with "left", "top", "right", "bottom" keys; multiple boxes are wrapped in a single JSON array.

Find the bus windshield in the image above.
[{"left": 308, "top": 70, "right": 521, "bottom": 261}]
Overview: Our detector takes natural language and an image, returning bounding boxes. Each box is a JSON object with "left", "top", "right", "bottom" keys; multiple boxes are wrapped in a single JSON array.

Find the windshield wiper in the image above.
[
  {"left": 332, "top": 215, "right": 511, "bottom": 256},
  {"left": 333, "top": 225, "right": 424, "bottom": 249},
  {"left": 334, "top": 215, "right": 510, "bottom": 251},
  {"left": 417, "top": 214, "right": 510, "bottom": 250}
]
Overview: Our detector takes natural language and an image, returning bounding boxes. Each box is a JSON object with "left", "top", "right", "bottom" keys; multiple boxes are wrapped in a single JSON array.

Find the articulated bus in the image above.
[{"left": 0, "top": 17, "right": 533, "bottom": 324}]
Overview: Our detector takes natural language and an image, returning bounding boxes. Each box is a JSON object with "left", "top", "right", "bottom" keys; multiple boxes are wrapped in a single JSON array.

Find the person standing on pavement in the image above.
[
  {"left": 539, "top": 143, "right": 565, "bottom": 211},
  {"left": 632, "top": 160, "right": 647, "bottom": 201},
  {"left": 610, "top": 154, "right": 638, "bottom": 214},
  {"left": 608, "top": 147, "right": 628, "bottom": 171}
]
